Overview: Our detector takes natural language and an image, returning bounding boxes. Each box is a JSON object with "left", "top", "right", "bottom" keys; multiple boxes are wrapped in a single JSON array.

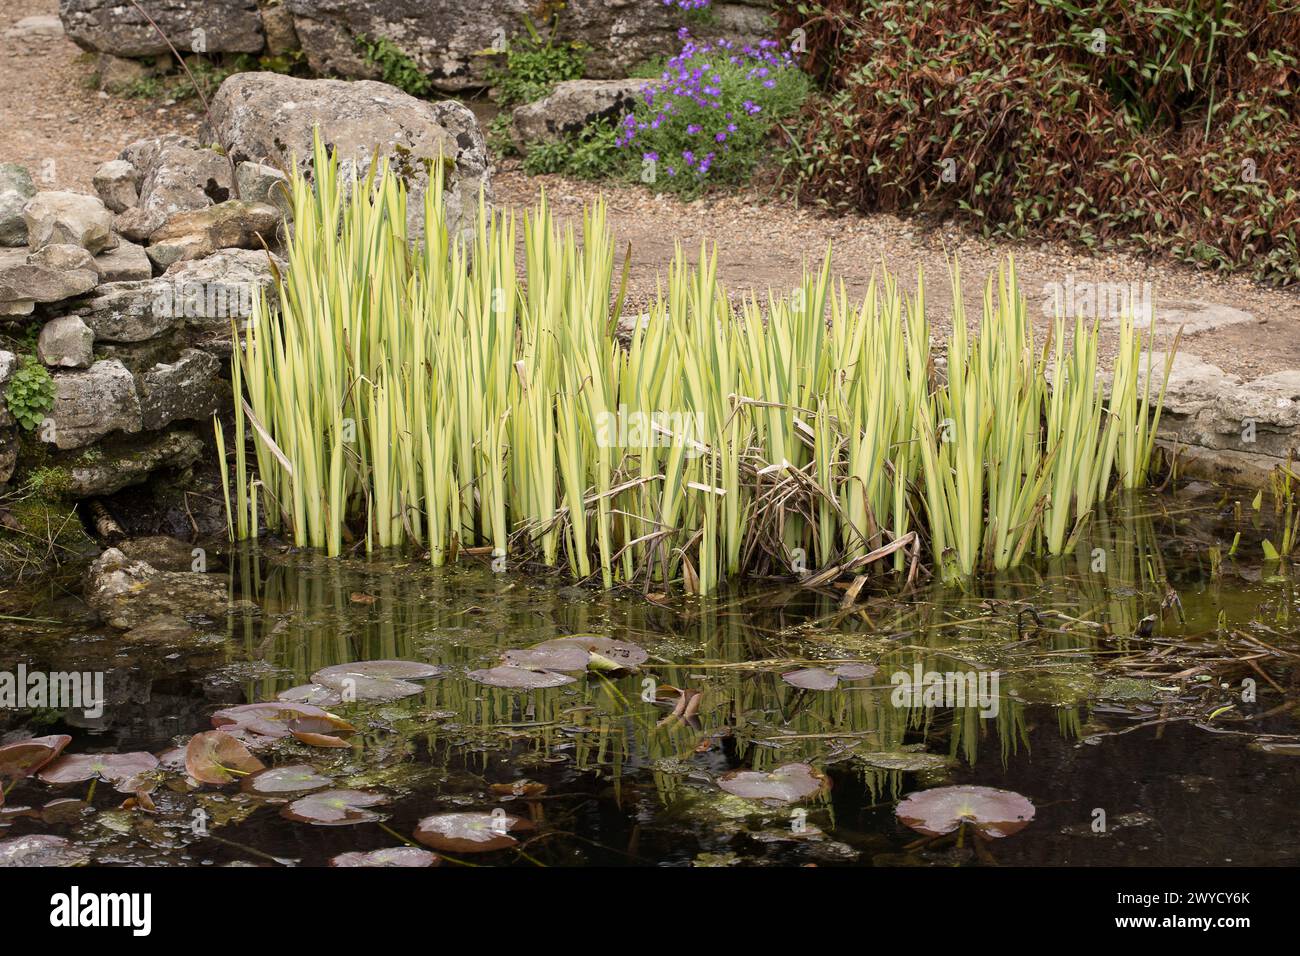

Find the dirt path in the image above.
[{"left": 4, "top": 0, "right": 1297, "bottom": 378}]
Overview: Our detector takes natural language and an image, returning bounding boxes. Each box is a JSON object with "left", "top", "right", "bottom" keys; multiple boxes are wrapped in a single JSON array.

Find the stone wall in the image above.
[
  {"left": 0, "top": 72, "right": 490, "bottom": 508},
  {"left": 59, "top": 0, "right": 775, "bottom": 91}
]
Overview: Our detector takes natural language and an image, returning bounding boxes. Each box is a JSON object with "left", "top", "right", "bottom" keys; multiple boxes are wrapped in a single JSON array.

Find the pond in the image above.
[{"left": 2, "top": 486, "right": 1298, "bottom": 867}]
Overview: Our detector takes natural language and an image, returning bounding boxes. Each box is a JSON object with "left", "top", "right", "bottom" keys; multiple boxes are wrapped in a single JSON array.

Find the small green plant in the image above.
[
  {"left": 1262, "top": 458, "right": 1300, "bottom": 560},
  {"left": 487, "top": 17, "right": 585, "bottom": 107},
  {"left": 4, "top": 357, "right": 55, "bottom": 432},
  {"left": 356, "top": 34, "right": 436, "bottom": 97},
  {"left": 524, "top": 120, "right": 625, "bottom": 179}
]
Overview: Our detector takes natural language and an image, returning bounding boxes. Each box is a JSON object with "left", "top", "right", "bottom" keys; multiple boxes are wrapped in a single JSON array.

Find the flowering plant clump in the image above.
[
  {"left": 617, "top": 32, "right": 810, "bottom": 195},
  {"left": 662, "top": 0, "right": 712, "bottom": 9}
]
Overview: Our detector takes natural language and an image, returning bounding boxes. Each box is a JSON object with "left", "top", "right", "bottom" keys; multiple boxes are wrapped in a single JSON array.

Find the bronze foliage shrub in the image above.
[{"left": 776, "top": 0, "right": 1300, "bottom": 284}]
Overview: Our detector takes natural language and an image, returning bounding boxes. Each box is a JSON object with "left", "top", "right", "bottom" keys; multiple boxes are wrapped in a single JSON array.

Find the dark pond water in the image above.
[{"left": 3, "top": 487, "right": 1299, "bottom": 866}]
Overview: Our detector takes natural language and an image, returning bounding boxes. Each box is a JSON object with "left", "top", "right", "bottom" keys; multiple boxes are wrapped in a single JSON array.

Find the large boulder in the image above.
[
  {"left": 512, "top": 78, "right": 644, "bottom": 147},
  {"left": 0, "top": 164, "right": 36, "bottom": 247},
  {"left": 207, "top": 72, "right": 491, "bottom": 239},
  {"left": 59, "top": 0, "right": 265, "bottom": 56},
  {"left": 284, "top": 0, "right": 771, "bottom": 90}
]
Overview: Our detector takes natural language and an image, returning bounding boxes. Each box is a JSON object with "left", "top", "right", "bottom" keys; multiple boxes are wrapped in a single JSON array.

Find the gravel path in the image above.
[{"left": 5, "top": 0, "right": 1297, "bottom": 379}]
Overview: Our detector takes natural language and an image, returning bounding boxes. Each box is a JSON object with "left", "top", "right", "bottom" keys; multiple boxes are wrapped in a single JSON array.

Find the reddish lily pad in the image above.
[
  {"left": 211, "top": 702, "right": 355, "bottom": 741},
  {"left": 40, "top": 799, "right": 92, "bottom": 825},
  {"left": 185, "top": 731, "right": 266, "bottom": 785},
  {"left": 241, "top": 764, "right": 333, "bottom": 796},
  {"left": 0, "top": 734, "right": 72, "bottom": 781},
  {"left": 895, "top": 785, "right": 1036, "bottom": 838},
  {"left": 718, "top": 763, "right": 830, "bottom": 804},
  {"left": 468, "top": 665, "right": 576, "bottom": 689},
  {"left": 281, "top": 789, "right": 387, "bottom": 826},
  {"left": 413, "top": 811, "right": 535, "bottom": 853},
  {"left": 0, "top": 834, "right": 92, "bottom": 867},
  {"left": 38, "top": 752, "right": 159, "bottom": 791},
  {"left": 330, "top": 847, "right": 440, "bottom": 867},
  {"left": 291, "top": 731, "right": 351, "bottom": 749}
]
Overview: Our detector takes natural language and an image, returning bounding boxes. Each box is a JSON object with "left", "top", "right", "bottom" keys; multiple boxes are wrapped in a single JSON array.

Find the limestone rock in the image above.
[
  {"left": 284, "top": 0, "right": 771, "bottom": 90},
  {"left": 93, "top": 240, "right": 152, "bottom": 282},
  {"left": 45, "top": 359, "right": 141, "bottom": 450},
  {"left": 83, "top": 545, "right": 229, "bottom": 631},
  {"left": 137, "top": 144, "right": 235, "bottom": 220},
  {"left": 235, "top": 161, "right": 291, "bottom": 216},
  {"left": 96, "top": 53, "right": 153, "bottom": 93},
  {"left": 161, "top": 248, "right": 282, "bottom": 344},
  {"left": 38, "top": 315, "right": 95, "bottom": 369},
  {"left": 75, "top": 280, "right": 179, "bottom": 343},
  {"left": 0, "top": 164, "right": 36, "bottom": 247},
  {"left": 146, "top": 199, "right": 281, "bottom": 269},
  {"left": 22, "top": 191, "right": 115, "bottom": 253},
  {"left": 512, "top": 79, "right": 644, "bottom": 147},
  {"left": 207, "top": 72, "right": 491, "bottom": 239},
  {"left": 0, "top": 245, "right": 99, "bottom": 305},
  {"left": 137, "top": 349, "right": 222, "bottom": 430},
  {"left": 92, "top": 159, "right": 141, "bottom": 213},
  {"left": 69, "top": 429, "right": 206, "bottom": 497},
  {"left": 60, "top": 0, "right": 265, "bottom": 57},
  {"left": 113, "top": 206, "right": 166, "bottom": 243},
  {"left": 4, "top": 15, "right": 64, "bottom": 40}
]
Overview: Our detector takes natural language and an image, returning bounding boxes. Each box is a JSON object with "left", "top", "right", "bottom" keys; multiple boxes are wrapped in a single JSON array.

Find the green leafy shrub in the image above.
[
  {"left": 487, "top": 18, "right": 585, "bottom": 107},
  {"left": 777, "top": 0, "right": 1300, "bottom": 284},
  {"left": 356, "top": 34, "right": 436, "bottom": 97},
  {"left": 524, "top": 120, "right": 626, "bottom": 179},
  {"left": 4, "top": 357, "right": 56, "bottom": 432}
]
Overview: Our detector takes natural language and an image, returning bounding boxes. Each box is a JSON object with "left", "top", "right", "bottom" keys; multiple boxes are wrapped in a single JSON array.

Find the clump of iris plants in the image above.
[{"left": 617, "top": 31, "right": 810, "bottom": 196}]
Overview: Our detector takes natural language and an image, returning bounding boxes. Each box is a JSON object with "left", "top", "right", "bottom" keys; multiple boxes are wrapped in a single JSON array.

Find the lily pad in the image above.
[
  {"left": 211, "top": 702, "right": 355, "bottom": 740},
  {"left": 0, "top": 734, "right": 72, "bottom": 781},
  {"left": 38, "top": 752, "right": 159, "bottom": 791},
  {"left": 857, "top": 751, "right": 950, "bottom": 773},
  {"left": 314, "top": 660, "right": 443, "bottom": 681},
  {"left": 330, "top": 847, "right": 440, "bottom": 867},
  {"left": 468, "top": 665, "right": 576, "bottom": 689},
  {"left": 834, "top": 663, "right": 878, "bottom": 681},
  {"left": 292, "top": 731, "right": 351, "bottom": 749},
  {"left": 281, "top": 789, "right": 387, "bottom": 826},
  {"left": 0, "top": 834, "right": 92, "bottom": 867},
  {"left": 413, "top": 811, "right": 535, "bottom": 853},
  {"left": 718, "top": 763, "right": 829, "bottom": 804},
  {"left": 184, "top": 731, "right": 266, "bottom": 785},
  {"left": 311, "top": 661, "right": 443, "bottom": 703},
  {"left": 502, "top": 643, "right": 592, "bottom": 672},
  {"left": 895, "top": 785, "right": 1036, "bottom": 838},
  {"left": 241, "top": 764, "right": 333, "bottom": 796},
  {"left": 542, "top": 636, "right": 648, "bottom": 668},
  {"left": 781, "top": 668, "right": 839, "bottom": 691},
  {"left": 277, "top": 684, "right": 344, "bottom": 708}
]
